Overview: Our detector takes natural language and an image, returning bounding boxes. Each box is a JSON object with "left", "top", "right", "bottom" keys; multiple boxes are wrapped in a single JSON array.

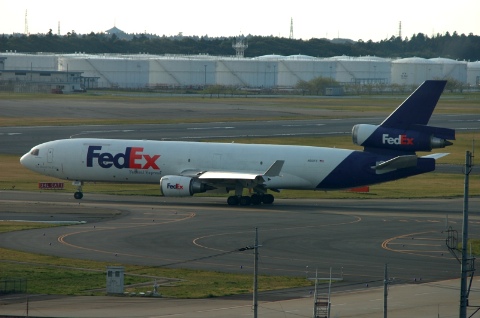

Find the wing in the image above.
[
  {"left": 198, "top": 160, "right": 284, "bottom": 181},
  {"left": 181, "top": 160, "right": 285, "bottom": 191}
]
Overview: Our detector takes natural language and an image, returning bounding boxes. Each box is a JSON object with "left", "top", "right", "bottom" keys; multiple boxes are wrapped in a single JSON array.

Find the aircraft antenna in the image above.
[{"left": 289, "top": 17, "right": 294, "bottom": 39}]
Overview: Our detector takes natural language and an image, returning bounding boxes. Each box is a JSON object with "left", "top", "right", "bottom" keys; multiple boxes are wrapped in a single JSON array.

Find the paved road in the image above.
[
  {"left": 1, "top": 192, "right": 478, "bottom": 286},
  {"left": 1, "top": 192, "right": 479, "bottom": 317},
  {"left": 4, "top": 114, "right": 480, "bottom": 155},
  {"left": 2, "top": 97, "right": 479, "bottom": 155},
  {"left": 2, "top": 278, "right": 479, "bottom": 317}
]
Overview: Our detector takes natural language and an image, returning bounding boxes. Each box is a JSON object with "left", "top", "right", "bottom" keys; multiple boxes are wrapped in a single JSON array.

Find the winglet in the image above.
[{"left": 264, "top": 160, "right": 285, "bottom": 177}]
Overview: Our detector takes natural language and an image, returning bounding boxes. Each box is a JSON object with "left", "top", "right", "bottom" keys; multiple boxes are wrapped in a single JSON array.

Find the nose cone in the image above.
[
  {"left": 20, "top": 152, "right": 28, "bottom": 165},
  {"left": 20, "top": 151, "right": 35, "bottom": 171}
]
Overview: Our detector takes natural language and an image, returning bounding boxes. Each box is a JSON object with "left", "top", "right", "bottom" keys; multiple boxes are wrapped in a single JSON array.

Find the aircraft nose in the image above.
[
  {"left": 20, "top": 151, "right": 35, "bottom": 170},
  {"left": 20, "top": 152, "right": 29, "bottom": 166}
]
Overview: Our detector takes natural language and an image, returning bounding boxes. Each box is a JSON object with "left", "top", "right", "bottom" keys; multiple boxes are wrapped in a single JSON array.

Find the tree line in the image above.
[{"left": 1, "top": 31, "right": 479, "bottom": 61}]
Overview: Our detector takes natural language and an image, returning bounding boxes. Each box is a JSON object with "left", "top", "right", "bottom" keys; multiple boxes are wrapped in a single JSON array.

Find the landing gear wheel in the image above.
[
  {"left": 239, "top": 196, "right": 251, "bottom": 206},
  {"left": 262, "top": 194, "right": 274, "bottom": 204},
  {"left": 74, "top": 191, "right": 83, "bottom": 200},
  {"left": 250, "top": 194, "right": 262, "bottom": 205},
  {"left": 227, "top": 196, "right": 239, "bottom": 206}
]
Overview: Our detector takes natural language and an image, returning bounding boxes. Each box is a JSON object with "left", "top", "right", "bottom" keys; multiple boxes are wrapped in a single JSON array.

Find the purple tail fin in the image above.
[{"left": 380, "top": 80, "right": 447, "bottom": 128}]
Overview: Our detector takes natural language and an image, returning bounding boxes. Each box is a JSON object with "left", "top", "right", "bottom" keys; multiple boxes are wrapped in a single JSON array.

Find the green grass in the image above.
[
  {"left": 468, "top": 239, "right": 480, "bottom": 256},
  {"left": 0, "top": 259, "right": 309, "bottom": 297}
]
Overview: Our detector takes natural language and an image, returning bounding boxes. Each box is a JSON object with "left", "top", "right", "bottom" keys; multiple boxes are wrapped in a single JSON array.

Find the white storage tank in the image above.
[
  {"left": 329, "top": 56, "right": 390, "bottom": 84},
  {"left": 467, "top": 61, "right": 480, "bottom": 87},
  {"left": 430, "top": 58, "right": 467, "bottom": 83},
  {"left": 216, "top": 58, "right": 275, "bottom": 87},
  {"left": 59, "top": 54, "right": 150, "bottom": 88},
  {"left": 278, "top": 56, "right": 335, "bottom": 87},
  {"left": 149, "top": 57, "right": 215, "bottom": 87},
  {"left": 1, "top": 53, "right": 58, "bottom": 71},
  {"left": 391, "top": 57, "right": 443, "bottom": 86}
]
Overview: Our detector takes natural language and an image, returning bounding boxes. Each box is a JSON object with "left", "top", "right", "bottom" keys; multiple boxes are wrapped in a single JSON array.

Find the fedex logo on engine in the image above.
[
  {"left": 86, "top": 146, "right": 160, "bottom": 169},
  {"left": 382, "top": 134, "right": 414, "bottom": 145},
  {"left": 166, "top": 183, "right": 184, "bottom": 190}
]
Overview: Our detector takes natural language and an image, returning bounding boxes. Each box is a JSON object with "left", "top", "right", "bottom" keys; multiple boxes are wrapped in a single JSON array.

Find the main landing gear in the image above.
[
  {"left": 227, "top": 193, "right": 275, "bottom": 206},
  {"left": 72, "top": 181, "right": 83, "bottom": 200}
]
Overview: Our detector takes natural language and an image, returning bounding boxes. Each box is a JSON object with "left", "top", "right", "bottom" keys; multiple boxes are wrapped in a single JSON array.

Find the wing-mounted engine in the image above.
[
  {"left": 352, "top": 124, "right": 454, "bottom": 153},
  {"left": 160, "top": 175, "right": 213, "bottom": 197}
]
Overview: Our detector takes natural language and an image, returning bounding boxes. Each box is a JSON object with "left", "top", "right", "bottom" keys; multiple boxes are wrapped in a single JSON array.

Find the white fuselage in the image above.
[{"left": 20, "top": 138, "right": 354, "bottom": 190}]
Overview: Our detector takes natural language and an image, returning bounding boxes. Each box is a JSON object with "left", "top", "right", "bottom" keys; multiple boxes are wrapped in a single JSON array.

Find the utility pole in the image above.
[
  {"left": 24, "top": 10, "right": 28, "bottom": 36},
  {"left": 289, "top": 18, "right": 294, "bottom": 39},
  {"left": 445, "top": 149, "right": 476, "bottom": 317},
  {"left": 460, "top": 150, "right": 473, "bottom": 318},
  {"left": 253, "top": 227, "right": 258, "bottom": 318},
  {"left": 384, "top": 263, "right": 388, "bottom": 318},
  {"left": 313, "top": 269, "right": 318, "bottom": 318}
]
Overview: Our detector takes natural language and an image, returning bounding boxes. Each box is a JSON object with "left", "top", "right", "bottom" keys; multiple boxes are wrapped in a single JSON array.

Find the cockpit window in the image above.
[{"left": 30, "top": 148, "right": 40, "bottom": 156}]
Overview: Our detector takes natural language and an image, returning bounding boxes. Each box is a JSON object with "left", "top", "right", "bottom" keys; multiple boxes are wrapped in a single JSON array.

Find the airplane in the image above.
[{"left": 20, "top": 80, "right": 455, "bottom": 206}]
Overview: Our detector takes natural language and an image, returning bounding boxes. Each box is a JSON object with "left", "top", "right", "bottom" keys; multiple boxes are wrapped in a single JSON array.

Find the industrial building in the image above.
[
  {"left": 1, "top": 52, "right": 478, "bottom": 92},
  {"left": 0, "top": 56, "right": 86, "bottom": 93}
]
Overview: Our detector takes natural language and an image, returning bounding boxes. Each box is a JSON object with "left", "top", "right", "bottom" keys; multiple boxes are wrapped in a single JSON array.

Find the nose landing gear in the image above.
[{"left": 72, "top": 181, "right": 83, "bottom": 200}]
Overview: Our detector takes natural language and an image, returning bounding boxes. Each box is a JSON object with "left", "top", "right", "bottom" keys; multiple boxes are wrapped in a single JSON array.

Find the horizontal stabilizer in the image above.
[
  {"left": 421, "top": 153, "right": 449, "bottom": 160},
  {"left": 374, "top": 155, "right": 418, "bottom": 171}
]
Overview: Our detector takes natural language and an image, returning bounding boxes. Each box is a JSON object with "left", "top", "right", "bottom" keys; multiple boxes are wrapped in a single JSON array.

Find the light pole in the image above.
[
  {"left": 253, "top": 228, "right": 259, "bottom": 318},
  {"left": 459, "top": 150, "right": 473, "bottom": 318}
]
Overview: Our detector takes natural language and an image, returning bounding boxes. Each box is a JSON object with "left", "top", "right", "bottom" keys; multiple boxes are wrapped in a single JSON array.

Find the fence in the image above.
[{"left": 0, "top": 278, "right": 27, "bottom": 294}]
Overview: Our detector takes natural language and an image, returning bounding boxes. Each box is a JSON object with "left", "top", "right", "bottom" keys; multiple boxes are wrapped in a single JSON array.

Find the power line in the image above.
[{"left": 156, "top": 246, "right": 255, "bottom": 268}]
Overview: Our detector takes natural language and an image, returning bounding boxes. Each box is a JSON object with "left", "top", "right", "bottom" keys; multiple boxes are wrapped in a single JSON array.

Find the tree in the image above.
[
  {"left": 295, "top": 77, "right": 339, "bottom": 96},
  {"left": 445, "top": 78, "right": 465, "bottom": 92}
]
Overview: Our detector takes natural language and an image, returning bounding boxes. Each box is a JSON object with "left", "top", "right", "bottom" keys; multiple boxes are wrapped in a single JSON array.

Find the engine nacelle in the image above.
[
  {"left": 160, "top": 175, "right": 210, "bottom": 197},
  {"left": 352, "top": 124, "right": 454, "bottom": 152}
]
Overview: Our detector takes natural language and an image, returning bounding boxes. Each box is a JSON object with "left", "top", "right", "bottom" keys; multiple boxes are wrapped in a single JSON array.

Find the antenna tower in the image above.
[
  {"left": 232, "top": 37, "right": 248, "bottom": 58},
  {"left": 289, "top": 18, "right": 294, "bottom": 39},
  {"left": 398, "top": 21, "right": 402, "bottom": 39},
  {"left": 24, "top": 10, "right": 28, "bottom": 35},
  {"left": 58, "top": 21, "right": 61, "bottom": 36}
]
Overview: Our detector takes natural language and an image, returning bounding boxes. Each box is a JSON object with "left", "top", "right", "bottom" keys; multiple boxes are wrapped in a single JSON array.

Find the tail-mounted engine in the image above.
[
  {"left": 160, "top": 175, "right": 213, "bottom": 197},
  {"left": 352, "top": 124, "right": 455, "bottom": 152}
]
